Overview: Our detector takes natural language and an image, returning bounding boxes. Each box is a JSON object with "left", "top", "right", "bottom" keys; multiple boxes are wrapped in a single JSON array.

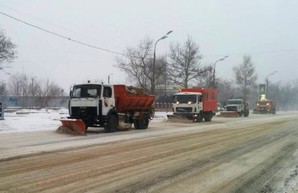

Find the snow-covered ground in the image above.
[
  {"left": 1, "top": 108, "right": 297, "bottom": 134},
  {"left": 0, "top": 109, "right": 66, "bottom": 133},
  {"left": 0, "top": 109, "right": 168, "bottom": 134}
]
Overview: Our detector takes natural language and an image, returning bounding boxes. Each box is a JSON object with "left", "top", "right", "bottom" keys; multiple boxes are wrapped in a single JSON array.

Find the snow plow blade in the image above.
[
  {"left": 167, "top": 114, "right": 194, "bottom": 123},
  {"left": 59, "top": 119, "right": 87, "bottom": 135},
  {"left": 220, "top": 111, "right": 239, "bottom": 117}
]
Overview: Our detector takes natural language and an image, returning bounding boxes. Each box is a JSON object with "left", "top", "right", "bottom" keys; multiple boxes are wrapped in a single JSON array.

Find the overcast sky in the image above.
[{"left": 1, "top": 0, "right": 298, "bottom": 90}]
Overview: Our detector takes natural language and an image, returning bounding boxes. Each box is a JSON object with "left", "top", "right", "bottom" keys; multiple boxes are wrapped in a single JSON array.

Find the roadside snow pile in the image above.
[
  {"left": 0, "top": 109, "right": 168, "bottom": 134},
  {"left": 0, "top": 108, "right": 67, "bottom": 134},
  {"left": 153, "top": 111, "right": 170, "bottom": 122}
]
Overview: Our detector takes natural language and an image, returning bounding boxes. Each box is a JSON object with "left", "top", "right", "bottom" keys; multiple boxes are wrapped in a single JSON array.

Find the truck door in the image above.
[
  {"left": 197, "top": 94, "right": 203, "bottom": 112},
  {"left": 102, "top": 86, "right": 115, "bottom": 115}
]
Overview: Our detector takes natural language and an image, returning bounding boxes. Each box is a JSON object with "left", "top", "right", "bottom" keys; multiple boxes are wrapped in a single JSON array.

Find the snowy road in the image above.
[{"left": 0, "top": 111, "right": 298, "bottom": 192}]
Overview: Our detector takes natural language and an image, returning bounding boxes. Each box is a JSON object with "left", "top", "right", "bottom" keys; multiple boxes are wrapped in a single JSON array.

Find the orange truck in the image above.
[
  {"left": 168, "top": 88, "right": 217, "bottom": 122},
  {"left": 61, "top": 83, "right": 155, "bottom": 134},
  {"left": 253, "top": 99, "right": 276, "bottom": 114}
]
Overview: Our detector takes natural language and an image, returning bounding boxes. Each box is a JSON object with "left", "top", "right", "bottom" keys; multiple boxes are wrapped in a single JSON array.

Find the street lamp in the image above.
[
  {"left": 108, "top": 74, "right": 113, "bottom": 84},
  {"left": 151, "top": 30, "right": 173, "bottom": 94},
  {"left": 212, "top": 55, "right": 228, "bottom": 88},
  {"left": 266, "top": 71, "right": 277, "bottom": 97}
]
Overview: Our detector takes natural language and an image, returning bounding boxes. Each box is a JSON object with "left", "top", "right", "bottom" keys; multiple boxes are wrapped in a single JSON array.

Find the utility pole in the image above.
[
  {"left": 151, "top": 30, "right": 173, "bottom": 94},
  {"left": 212, "top": 55, "right": 228, "bottom": 88},
  {"left": 265, "top": 71, "right": 277, "bottom": 98}
]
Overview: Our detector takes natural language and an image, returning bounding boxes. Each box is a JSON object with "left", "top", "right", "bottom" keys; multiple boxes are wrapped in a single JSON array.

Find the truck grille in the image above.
[
  {"left": 71, "top": 107, "right": 97, "bottom": 117},
  {"left": 176, "top": 107, "right": 193, "bottom": 113},
  {"left": 226, "top": 106, "right": 237, "bottom": 111}
]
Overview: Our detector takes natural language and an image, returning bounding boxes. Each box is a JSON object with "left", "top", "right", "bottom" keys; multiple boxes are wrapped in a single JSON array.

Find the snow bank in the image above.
[
  {"left": 0, "top": 109, "right": 168, "bottom": 134},
  {"left": 0, "top": 108, "right": 69, "bottom": 134}
]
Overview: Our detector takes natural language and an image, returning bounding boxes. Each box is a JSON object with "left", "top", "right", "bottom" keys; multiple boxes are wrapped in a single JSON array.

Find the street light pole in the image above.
[
  {"left": 108, "top": 74, "right": 113, "bottom": 84},
  {"left": 213, "top": 55, "right": 228, "bottom": 88},
  {"left": 151, "top": 30, "right": 173, "bottom": 94},
  {"left": 265, "top": 71, "right": 277, "bottom": 97}
]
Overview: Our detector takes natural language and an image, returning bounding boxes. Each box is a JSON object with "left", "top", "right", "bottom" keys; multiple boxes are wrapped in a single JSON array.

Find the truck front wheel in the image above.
[
  {"left": 104, "top": 114, "right": 118, "bottom": 133},
  {"left": 244, "top": 110, "right": 249, "bottom": 117}
]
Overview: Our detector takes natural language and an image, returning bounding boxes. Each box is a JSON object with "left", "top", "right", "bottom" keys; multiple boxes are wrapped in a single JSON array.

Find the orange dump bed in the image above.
[{"left": 113, "top": 85, "right": 155, "bottom": 113}]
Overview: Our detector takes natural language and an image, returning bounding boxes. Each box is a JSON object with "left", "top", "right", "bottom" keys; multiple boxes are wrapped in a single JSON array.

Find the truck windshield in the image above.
[
  {"left": 227, "top": 100, "right": 243, "bottom": 105},
  {"left": 173, "top": 95, "right": 197, "bottom": 104},
  {"left": 71, "top": 85, "right": 102, "bottom": 98}
]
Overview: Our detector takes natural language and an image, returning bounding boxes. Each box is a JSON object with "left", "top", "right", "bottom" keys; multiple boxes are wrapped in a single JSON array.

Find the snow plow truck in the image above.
[
  {"left": 167, "top": 88, "right": 217, "bottom": 122},
  {"left": 220, "top": 99, "right": 249, "bottom": 117},
  {"left": 253, "top": 99, "right": 276, "bottom": 114},
  {"left": 60, "top": 83, "right": 155, "bottom": 135}
]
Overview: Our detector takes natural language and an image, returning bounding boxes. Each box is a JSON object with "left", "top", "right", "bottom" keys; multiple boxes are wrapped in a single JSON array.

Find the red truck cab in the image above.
[{"left": 171, "top": 88, "right": 217, "bottom": 122}]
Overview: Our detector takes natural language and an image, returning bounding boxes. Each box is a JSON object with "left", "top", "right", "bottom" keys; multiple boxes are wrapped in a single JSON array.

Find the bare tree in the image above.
[
  {"left": 8, "top": 73, "right": 28, "bottom": 96},
  {"left": 28, "top": 77, "right": 42, "bottom": 97},
  {"left": 233, "top": 55, "right": 257, "bottom": 100},
  {"left": 116, "top": 38, "right": 166, "bottom": 94},
  {"left": 0, "top": 29, "right": 16, "bottom": 70},
  {"left": 7, "top": 73, "right": 30, "bottom": 106},
  {"left": 196, "top": 64, "right": 213, "bottom": 88},
  {"left": 217, "top": 78, "right": 236, "bottom": 105},
  {"left": 271, "top": 80, "right": 298, "bottom": 111},
  {"left": 0, "top": 82, "right": 7, "bottom": 96},
  {"left": 7, "top": 73, "right": 64, "bottom": 108},
  {"left": 40, "top": 79, "right": 63, "bottom": 108},
  {"left": 168, "top": 36, "right": 207, "bottom": 88}
]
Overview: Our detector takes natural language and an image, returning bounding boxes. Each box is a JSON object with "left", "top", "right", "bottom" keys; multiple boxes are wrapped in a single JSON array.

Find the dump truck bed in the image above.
[{"left": 114, "top": 85, "right": 155, "bottom": 113}]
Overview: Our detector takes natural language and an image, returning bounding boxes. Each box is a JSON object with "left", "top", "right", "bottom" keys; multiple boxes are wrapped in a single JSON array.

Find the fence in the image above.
[
  {"left": 0, "top": 101, "right": 3, "bottom": 120},
  {"left": 1, "top": 96, "right": 173, "bottom": 113},
  {"left": 2, "top": 96, "right": 68, "bottom": 109},
  {"left": 155, "top": 102, "right": 172, "bottom": 112}
]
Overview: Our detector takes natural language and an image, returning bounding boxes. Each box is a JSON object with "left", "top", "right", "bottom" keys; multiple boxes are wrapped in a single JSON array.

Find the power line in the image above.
[
  {"left": 0, "top": 3, "right": 123, "bottom": 51},
  {"left": 0, "top": 11, "right": 126, "bottom": 56}
]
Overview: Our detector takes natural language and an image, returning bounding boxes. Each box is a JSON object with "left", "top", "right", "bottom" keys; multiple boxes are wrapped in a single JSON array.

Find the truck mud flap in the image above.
[
  {"left": 220, "top": 111, "right": 240, "bottom": 117},
  {"left": 59, "top": 119, "right": 87, "bottom": 135}
]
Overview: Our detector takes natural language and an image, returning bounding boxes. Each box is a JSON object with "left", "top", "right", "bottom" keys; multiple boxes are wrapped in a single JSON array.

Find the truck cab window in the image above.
[
  {"left": 174, "top": 95, "right": 197, "bottom": 103},
  {"left": 72, "top": 85, "right": 101, "bottom": 98},
  {"left": 198, "top": 95, "right": 202, "bottom": 102},
  {"left": 73, "top": 87, "right": 81, "bottom": 98},
  {"left": 87, "top": 89, "right": 97, "bottom": 97},
  {"left": 103, "top": 87, "right": 112, "bottom": 98}
]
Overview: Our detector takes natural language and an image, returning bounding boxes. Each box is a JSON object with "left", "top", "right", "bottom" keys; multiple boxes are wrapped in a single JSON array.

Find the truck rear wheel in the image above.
[
  {"left": 104, "top": 114, "right": 118, "bottom": 133},
  {"left": 134, "top": 118, "right": 149, "bottom": 130},
  {"left": 203, "top": 112, "right": 212, "bottom": 122},
  {"left": 204, "top": 116, "right": 212, "bottom": 122}
]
